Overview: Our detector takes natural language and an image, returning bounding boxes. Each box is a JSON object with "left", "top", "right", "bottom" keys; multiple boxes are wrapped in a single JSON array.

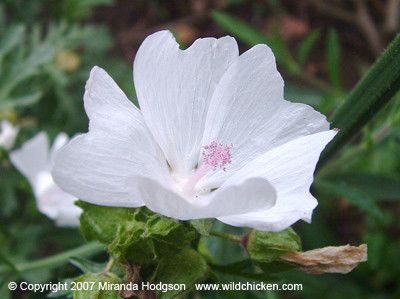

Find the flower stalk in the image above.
[{"left": 210, "top": 231, "right": 243, "bottom": 243}]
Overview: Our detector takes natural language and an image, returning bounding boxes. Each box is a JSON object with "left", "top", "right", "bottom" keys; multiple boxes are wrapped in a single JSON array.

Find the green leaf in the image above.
[
  {"left": 0, "top": 92, "right": 42, "bottom": 109},
  {"left": 73, "top": 273, "right": 122, "bottom": 299},
  {"left": 326, "top": 28, "right": 341, "bottom": 90},
  {"left": 298, "top": 28, "right": 321, "bottom": 66},
  {"left": 256, "top": 260, "right": 296, "bottom": 275},
  {"left": 46, "top": 279, "right": 74, "bottom": 298},
  {"left": 211, "top": 10, "right": 269, "bottom": 46},
  {"left": 285, "top": 83, "right": 323, "bottom": 106},
  {"left": 70, "top": 257, "right": 108, "bottom": 274},
  {"left": 111, "top": 228, "right": 155, "bottom": 265},
  {"left": 0, "top": 252, "right": 19, "bottom": 274},
  {"left": 246, "top": 229, "right": 302, "bottom": 275},
  {"left": 0, "top": 277, "right": 14, "bottom": 299},
  {"left": 211, "top": 10, "right": 300, "bottom": 74},
  {"left": 189, "top": 219, "right": 215, "bottom": 236},
  {"left": 77, "top": 201, "right": 137, "bottom": 244},
  {"left": 0, "top": 24, "right": 25, "bottom": 55},
  {"left": 268, "top": 22, "right": 300, "bottom": 74},
  {"left": 318, "top": 33, "right": 400, "bottom": 168},
  {"left": 246, "top": 228, "right": 301, "bottom": 262},
  {"left": 316, "top": 179, "right": 384, "bottom": 219},
  {"left": 208, "top": 259, "right": 274, "bottom": 280},
  {"left": 145, "top": 215, "right": 183, "bottom": 241},
  {"left": 325, "top": 173, "right": 400, "bottom": 202},
  {"left": 155, "top": 248, "right": 209, "bottom": 299},
  {"left": 63, "top": 0, "right": 114, "bottom": 20},
  {"left": 145, "top": 215, "right": 191, "bottom": 259}
]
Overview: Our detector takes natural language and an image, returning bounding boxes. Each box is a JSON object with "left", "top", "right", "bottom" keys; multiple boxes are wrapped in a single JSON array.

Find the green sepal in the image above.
[
  {"left": 73, "top": 272, "right": 122, "bottom": 299},
  {"left": 246, "top": 228, "right": 302, "bottom": 275},
  {"left": 153, "top": 248, "right": 209, "bottom": 299},
  {"left": 247, "top": 227, "right": 302, "bottom": 262}
]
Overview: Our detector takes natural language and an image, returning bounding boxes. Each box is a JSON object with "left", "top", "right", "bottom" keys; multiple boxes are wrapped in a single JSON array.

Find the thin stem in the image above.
[
  {"left": 209, "top": 231, "right": 242, "bottom": 243},
  {"left": 0, "top": 241, "right": 105, "bottom": 275},
  {"left": 103, "top": 256, "right": 116, "bottom": 274}
]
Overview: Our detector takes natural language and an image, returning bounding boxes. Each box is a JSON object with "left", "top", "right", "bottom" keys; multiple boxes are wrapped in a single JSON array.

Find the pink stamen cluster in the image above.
[{"left": 202, "top": 141, "right": 232, "bottom": 171}]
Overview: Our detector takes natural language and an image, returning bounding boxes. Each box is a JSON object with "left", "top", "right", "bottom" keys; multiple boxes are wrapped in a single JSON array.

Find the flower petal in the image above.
[
  {"left": 49, "top": 133, "right": 69, "bottom": 162},
  {"left": 52, "top": 67, "right": 170, "bottom": 207},
  {"left": 201, "top": 44, "right": 329, "bottom": 189},
  {"left": 217, "top": 130, "right": 337, "bottom": 231},
  {"left": 125, "top": 176, "right": 276, "bottom": 220},
  {"left": 35, "top": 171, "right": 81, "bottom": 227},
  {"left": 10, "top": 132, "right": 49, "bottom": 186},
  {"left": 134, "top": 30, "right": 239, "bottom": 178},
  {"left": 0, "top": 120, "right": 19, "bottom": 150}
]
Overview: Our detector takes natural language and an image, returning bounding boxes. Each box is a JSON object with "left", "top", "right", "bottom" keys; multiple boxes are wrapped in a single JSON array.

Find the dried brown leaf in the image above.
[{"left": 280, "top": 244, "right": 367, "bottom": 274}]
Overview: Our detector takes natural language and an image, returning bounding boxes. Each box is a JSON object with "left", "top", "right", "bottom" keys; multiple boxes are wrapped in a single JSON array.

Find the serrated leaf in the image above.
[
  {"left": 145, "top": 215, "right": 182, "bottom": 240},
  {"left": 112, "top": 231, "right": 155, "bottom": 265},
  {"left": 155, "top": 248, "right": 209, "bottom": 299},
  {"left": 77, "top": 201, "right": 137, "bottom": 244},
  {"left": 145, "top": 215, "right": 189, "bottom": 259},
  {"left": 247, "top": 228, "right": 301, "bottom": 262}
]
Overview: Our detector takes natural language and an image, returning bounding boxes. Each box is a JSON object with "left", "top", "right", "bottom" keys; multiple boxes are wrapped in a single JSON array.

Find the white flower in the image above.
[
  {"left": 0, "top": 120, "right": 19, "bottom": 150},
  {"left": 10, "top": 132, "right": 81, "bottom": 227},
  {"left": 52, "top": 30, "right": 337, "bottom": 232}
]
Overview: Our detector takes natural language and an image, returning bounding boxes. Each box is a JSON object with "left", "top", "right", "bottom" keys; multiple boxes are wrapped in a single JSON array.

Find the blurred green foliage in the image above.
[
  {"left": 0, "top": 0, "right": 134, "bottom": 298},
  {"left": 1, "top": 0, "right": 400, "bottom": 298}
]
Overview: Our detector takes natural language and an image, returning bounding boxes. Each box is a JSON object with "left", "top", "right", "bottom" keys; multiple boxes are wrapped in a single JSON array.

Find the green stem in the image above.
[
  {"left": 0, "top": 241, "right": 105, "bottom": 275},
  {"left": 103, "top": 256, "right": 115, "bottom": 274},
  {"left": 210, "top": 231, "right": 242, "bottom": 243},
  {"left": 317, "top": 33, "right": 400, "bottom": 169}
]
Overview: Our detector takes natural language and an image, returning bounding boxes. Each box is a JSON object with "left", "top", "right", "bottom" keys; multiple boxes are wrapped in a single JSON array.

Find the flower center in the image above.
[{"left": 182, "top": 141, "right": 232, "bottom": 198}]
